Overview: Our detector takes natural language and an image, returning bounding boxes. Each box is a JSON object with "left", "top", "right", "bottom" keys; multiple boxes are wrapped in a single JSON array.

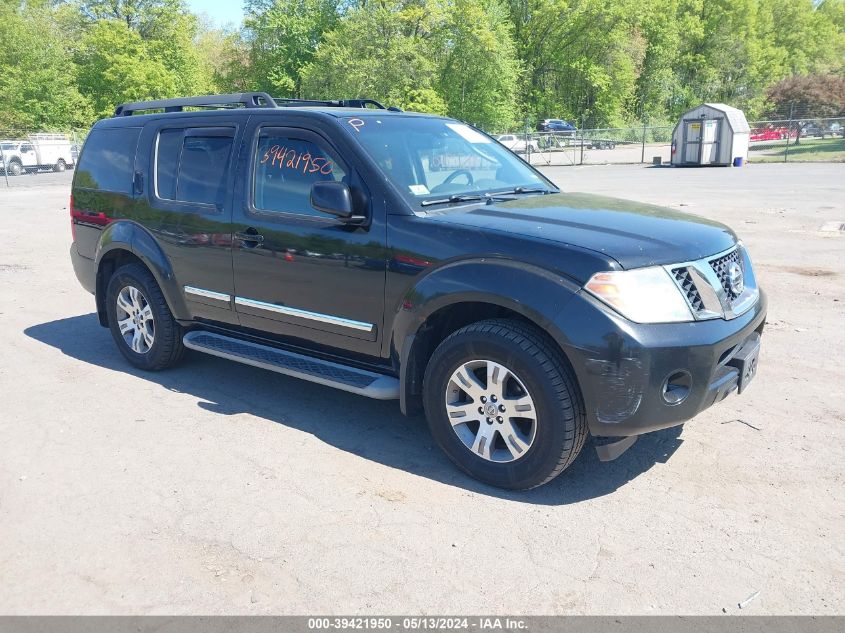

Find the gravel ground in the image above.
[{"left": 0, "top": 163, "right": 843, "bottom": 615}]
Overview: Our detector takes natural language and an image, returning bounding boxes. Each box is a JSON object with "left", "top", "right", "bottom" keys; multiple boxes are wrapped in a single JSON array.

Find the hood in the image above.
[{"left": 425, "top": 192, "right": 737, "bottom": 269}]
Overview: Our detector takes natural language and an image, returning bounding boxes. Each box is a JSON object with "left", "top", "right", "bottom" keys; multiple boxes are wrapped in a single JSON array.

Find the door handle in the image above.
[
  {"left": 235, "top": 229, "right": 264, "bottom": 246},
  {"left": 133, "top": 171, "right": 144, "bottom": 195}
]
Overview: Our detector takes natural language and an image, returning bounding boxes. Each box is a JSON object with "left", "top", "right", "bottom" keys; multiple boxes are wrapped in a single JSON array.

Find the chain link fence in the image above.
[
  {"left": 496, "top": 116, "right": 845, "bottom": 167},
  {"left": 746, "top": 117, "right": 845, "bottom": 163}
]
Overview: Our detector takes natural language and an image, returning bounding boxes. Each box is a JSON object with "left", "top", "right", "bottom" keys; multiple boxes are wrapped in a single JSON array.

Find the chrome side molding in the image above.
[
  {"left": 234, "top": 296, "right": 375, "bottom": 333},
  {"left": 184, "top": 286, "right": 231, "bottom": 302}
]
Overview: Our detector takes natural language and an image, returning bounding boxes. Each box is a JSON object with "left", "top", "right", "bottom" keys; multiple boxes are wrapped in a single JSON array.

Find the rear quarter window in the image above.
[{"left": 75, "top": 128, "right": 141, "bottom": 193}]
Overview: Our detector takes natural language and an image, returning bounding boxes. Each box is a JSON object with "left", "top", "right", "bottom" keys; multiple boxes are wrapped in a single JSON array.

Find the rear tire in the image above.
[
  {"left": 423, "top": 319, "right": 587, "bottom": 489},
  {"left": 105, "top": 263, "right": 185, "bottom": 371},
  {"left": 54, "top": 159, "right": 66, "bottom": 172}
]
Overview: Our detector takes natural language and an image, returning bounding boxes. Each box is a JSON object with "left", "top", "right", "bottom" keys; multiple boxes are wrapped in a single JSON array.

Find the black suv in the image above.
[{"left": 69, "top": 93, "right": 766, "bottom": 490}]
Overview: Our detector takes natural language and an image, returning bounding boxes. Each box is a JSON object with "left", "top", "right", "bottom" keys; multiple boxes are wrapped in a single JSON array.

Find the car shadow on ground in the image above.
[{"left": 25, "top": 313, "right": 684, "bottom": 505}]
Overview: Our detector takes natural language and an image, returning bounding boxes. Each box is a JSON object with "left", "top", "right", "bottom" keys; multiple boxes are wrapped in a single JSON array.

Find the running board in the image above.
[{"left": 183, "top": 331, "right": 399, "bottom": 400}]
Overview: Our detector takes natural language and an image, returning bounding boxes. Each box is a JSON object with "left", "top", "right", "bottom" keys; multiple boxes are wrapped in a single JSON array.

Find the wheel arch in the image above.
[
  {"left": 94, "top": 221, "right": 188, "bottom": 326},
  {"left": 392, "top": 259, "right": 582, "bottom": 416}
]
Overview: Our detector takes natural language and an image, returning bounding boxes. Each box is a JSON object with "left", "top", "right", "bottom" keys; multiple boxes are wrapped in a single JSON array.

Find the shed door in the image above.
[
  {"left": 683, "top": 120, "right": 702, "bottom": 163},
  {"left": 700, "top": 119, "right": 720, "bottom": 164}
]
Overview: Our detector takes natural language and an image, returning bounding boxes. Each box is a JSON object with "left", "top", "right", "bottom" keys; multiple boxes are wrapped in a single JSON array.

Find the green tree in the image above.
[
  {"left": 437, "top": 0, "right": 522, "bottom": 131},
  {"left": 73, "top": 0, "right": 212, "bottom": 95},
  {"left": 506, "top": 0, "right": 647, "bottom": 127},
  {"left": 243, "top": 0, "right": 341, "bottom": 97},
  {"left": 299, "top": 1, "right": 441, "bottom": 109},
  {"left": 0, "top": 2, "right": 92, "bottom": 130},
  {"left": 195, "top": 24, "right": 253, "bottom": 93},
  {"left": 75, "top": 20, "right": 175, "bottom": 118}
]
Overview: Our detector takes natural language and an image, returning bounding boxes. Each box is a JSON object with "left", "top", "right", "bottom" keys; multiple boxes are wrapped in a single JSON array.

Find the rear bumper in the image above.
[
  {"left": 553, "top": 289, "right": 768, "bottom": 437},
  {"left": 70, "top": 244, "right": 96, "bottom": 295}
]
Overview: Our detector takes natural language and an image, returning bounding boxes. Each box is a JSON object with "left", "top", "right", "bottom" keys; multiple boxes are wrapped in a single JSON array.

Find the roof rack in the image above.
[
  {"left": 114, "top": 92, "right": 277, "bottom": 116},
  {"left": 114, "top": 93, "right": 403, "bottom": 117}
]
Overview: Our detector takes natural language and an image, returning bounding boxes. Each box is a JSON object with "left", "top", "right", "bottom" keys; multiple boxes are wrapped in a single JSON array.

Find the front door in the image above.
[{"left": 231, "top": 120, "right": 386, "bottom": 357}]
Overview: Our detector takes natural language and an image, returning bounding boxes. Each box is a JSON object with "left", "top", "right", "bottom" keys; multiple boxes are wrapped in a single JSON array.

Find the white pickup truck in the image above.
[
  {"left": 495, "top": 134, "right": 539, "bottom": 154},
  {"left": 0, "top": 134, "right": 75, "bottom": 176}
]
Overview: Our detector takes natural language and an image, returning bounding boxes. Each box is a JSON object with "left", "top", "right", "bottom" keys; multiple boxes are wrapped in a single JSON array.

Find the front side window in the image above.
[
  {"left": 155, "top": 127, "right": 234, "bottom": 206},
  {"left": 342, "top": 117, "right": 550, "bottom": 205},
  {"left": 253, "top": 131, "right": 347, "bottom": 217}
]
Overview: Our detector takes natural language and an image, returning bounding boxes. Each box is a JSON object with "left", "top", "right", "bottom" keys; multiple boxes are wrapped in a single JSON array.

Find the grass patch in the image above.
[{"left": 750, "top": 137, "right": 845, "bottom": 162}]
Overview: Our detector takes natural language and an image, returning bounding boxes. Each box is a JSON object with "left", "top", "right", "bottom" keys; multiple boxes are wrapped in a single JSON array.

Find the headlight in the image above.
[{"left": 584, "top": 267, "right": 693, "bottom": 323}]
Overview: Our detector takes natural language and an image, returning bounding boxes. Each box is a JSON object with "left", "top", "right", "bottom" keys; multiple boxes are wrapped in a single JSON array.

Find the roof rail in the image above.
[
  {"left": 273, "top": 98, "right": 393, "bottom": 110},
  {"left": 113, "top": 92, "right": 277, "bottom": 117}
]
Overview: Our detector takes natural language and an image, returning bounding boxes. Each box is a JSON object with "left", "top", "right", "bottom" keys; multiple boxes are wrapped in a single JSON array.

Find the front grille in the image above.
[
  {"left": 709, "top": 249, "right": 743, "bottom": 300},
  {"left": 672, "top": 267, "right": 705, "bottom": 312}
]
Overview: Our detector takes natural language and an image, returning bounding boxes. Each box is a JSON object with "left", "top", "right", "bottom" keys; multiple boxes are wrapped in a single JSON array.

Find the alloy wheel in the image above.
[
  {"left": 116, "top": 285, "right": 155, "bottom": 354},
  {"left": 444, "top": 359, "right": 537, "bottom": 463}
]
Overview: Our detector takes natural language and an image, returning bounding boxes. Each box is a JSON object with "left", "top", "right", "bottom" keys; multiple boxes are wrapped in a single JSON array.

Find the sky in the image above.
[{"left": 187, "top": 0, "right": 244, "bottom": 27}]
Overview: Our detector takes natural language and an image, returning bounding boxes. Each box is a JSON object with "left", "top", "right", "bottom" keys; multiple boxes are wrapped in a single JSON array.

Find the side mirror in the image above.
[{"left": 310, "top": 181, "right": 364, "bottom": 223}]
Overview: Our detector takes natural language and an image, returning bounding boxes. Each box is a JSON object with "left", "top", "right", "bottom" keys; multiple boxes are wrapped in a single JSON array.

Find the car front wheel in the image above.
[{"left": 423, "top": 319, "right": 587, "bottom": 489}]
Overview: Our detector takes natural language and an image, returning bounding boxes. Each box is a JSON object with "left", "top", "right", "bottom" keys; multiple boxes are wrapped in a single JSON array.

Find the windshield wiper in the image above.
[
  {"left": 496, "top": 186, "right": 555, "bottom": 195},
  {"left": 421, "top": 193, "right": 504, "bottom": 207},
  {"left": 420, "top": 187, "right": 553, "bottom": 208}
]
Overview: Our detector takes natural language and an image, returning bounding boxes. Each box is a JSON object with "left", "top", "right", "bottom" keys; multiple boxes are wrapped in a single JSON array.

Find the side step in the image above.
[{"left": 183, "top": 331, "right": 399, "bottom": 400}]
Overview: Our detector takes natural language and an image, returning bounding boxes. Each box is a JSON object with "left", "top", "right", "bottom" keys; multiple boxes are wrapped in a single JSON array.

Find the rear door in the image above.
[
  {"left": 230, "top": 117, "right": 387, "bottom": 357},
  {"left": 135, "top": 117, "right": 243, "bottom": 326}
]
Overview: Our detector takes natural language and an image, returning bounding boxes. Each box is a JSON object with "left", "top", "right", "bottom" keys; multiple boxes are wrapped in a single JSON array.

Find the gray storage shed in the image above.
[{"left": 671, "top": 103, "right": 750, "bottom": 166}]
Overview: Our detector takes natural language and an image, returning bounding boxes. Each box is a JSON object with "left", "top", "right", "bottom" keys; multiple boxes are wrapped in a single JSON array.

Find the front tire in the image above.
[
  {"left": 8, "top": 160, "right": 22, "bottom": 176},
  {"left": 423, "top": 319, "right": 587, "bottom": 489},
  {"left": 54, "top": 159, "right": 66, "bottom": 172},
  {"left": 105, "top": 263, "right": 185, "bottom": 371}
]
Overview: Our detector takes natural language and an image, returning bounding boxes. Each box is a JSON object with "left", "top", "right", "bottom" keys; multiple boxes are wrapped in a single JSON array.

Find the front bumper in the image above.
[{"left": 553, "top": 288, "right": 767, "bottom": 437}]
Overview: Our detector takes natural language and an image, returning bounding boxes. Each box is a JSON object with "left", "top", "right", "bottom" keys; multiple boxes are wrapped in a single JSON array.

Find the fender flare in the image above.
[
  {"left": 389, "top": 258, "right": 581, "bottom": 414},
  {"left": 93, "top": 220, "right": 190, "bottom": 323}
]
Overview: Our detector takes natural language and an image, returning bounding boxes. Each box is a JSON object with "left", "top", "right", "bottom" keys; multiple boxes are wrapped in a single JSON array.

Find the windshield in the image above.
[
  {"left": 342, "top": 116, "right": 554, "bottom": 205},
  {"left": 0, "top": 143, "right": 18, "bottom": 150}
]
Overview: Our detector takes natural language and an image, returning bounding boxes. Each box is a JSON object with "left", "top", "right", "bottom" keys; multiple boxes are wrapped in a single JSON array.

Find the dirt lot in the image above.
[{"left": 1, "top": 163, "right": 843, "bottom": 615}]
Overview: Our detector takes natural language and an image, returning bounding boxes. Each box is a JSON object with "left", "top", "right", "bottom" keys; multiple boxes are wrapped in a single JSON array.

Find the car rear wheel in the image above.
[
  {"left": 54, "top": 159, "right": 66, "bottom": 172},
  {"left": 423, "top": 319, "right": 587, "bottom": 489},
  {"left": 106, "top": 263, "right": 185, "bottom": 371}
]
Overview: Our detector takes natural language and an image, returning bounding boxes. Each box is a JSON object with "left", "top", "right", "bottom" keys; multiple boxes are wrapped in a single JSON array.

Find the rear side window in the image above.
[
  {"left": 75, "top": 128, "right": 141, "bottom": 193},
  {"left": 155, "top": 127, "right": 234, "bottom": 206}
]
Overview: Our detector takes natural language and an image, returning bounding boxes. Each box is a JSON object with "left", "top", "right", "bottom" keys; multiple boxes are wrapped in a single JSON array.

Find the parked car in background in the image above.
[
  {"left": 495, "top": 134, "right": 539, "bottom": 153},
  {"left": 749, "top": 127, "right": 794, "bottom": 142},
  {"left": 537, "top": 119, "right": 577, "bottom": 135},
  {"left": 0, "top": 134, "right": 74, "bottom": 175}
]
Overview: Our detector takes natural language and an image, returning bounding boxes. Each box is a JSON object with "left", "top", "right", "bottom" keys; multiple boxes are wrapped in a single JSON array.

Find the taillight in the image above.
[
  {"left": 69, "top": 196, "right": 113, "bottom": 242},
  {"left": 70, "top": 194, "right": 76, "bottom": 242}
]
